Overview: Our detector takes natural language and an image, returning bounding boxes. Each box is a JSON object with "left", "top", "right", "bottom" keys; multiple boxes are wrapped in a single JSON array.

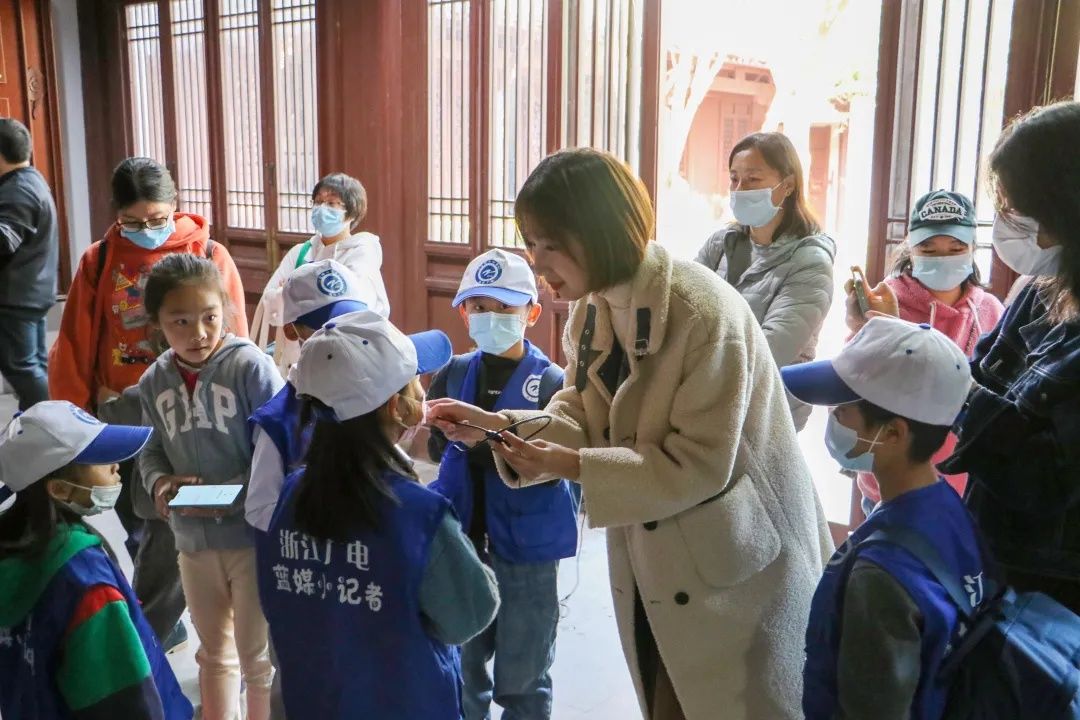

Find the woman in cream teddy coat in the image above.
[{"left": 428, "top": 148, "right": 833, "bottom": 720}]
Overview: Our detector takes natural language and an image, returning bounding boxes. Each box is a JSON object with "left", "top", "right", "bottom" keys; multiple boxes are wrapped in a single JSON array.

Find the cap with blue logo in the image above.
[
  {"left": 453, "top": 249, "right": 539, "bottom": 308},
  {"left": 908, "top": 190, "right": 977, "bottom": 247},
  {"left": 0, "top": 401, "right": 153, "bottom": 494},
  {"left": 780, "top": 316, "right": 971, "bottom": 427},
  {"left": 292, "top": 310, "right": 453, "bottom": 421},
  {"left": 282, "top": 259, "right": 370, "bottom": 329}
]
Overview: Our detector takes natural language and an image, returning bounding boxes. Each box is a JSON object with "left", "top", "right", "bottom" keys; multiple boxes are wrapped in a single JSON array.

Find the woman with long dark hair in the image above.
[
  {"left": 695, "top": 132, "right": 836, "bottom": 431},
  {"left": 939, "top": 101, "right": 1080, "bottom": 611}
]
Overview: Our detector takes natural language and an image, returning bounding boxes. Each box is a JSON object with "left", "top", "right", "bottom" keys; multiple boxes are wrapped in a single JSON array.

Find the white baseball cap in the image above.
[
  {"left": 452, "top": 249, "right": 538, "bottom": 307},
  {"left": 292, "top": 310, "right": 453, "bottom": 421},
  {"left": 282, "top": 259, "right": 370, "bottom": 328},
  {"left": 0, "top": 401, "right": 152, "bottom": 494},
  {"left": 781, "top": 316, "right": 971, "bottom": 426}
]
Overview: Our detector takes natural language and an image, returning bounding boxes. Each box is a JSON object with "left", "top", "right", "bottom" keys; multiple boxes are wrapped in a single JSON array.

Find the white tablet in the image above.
[{"left": 168, "top": 484, "right": 244, "bottom": 509}]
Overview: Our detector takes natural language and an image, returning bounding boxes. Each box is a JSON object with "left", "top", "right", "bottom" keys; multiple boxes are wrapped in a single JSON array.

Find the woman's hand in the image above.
[
  {"left": 491, "top": 431, "right": 581, "bottom": 484},
  {"left": 844, "top": 273, "right": 899, "bottom": 333},
  {"left": 152, "top": 475, "right": 200, "bottom": 520},
  {"left": 425, "top": 398, "right": 509, "bottom": 447}
]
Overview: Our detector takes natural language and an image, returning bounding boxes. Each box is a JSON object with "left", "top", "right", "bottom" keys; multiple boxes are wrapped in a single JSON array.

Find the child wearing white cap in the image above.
[
  {"left": 254, "top": 311, "right": 498, "bottom": 720},
  {"left": 425, "top": 248, "right": 577, "bottom": 720},
  {"left": 0, "top": 401, "right": 192, "bottom": 720},
  {"left": 246, "top": 259, "right": 370, "bottom": 533},
  {"left": 782, "top": 317, "right": 984, "bottom": 720}
]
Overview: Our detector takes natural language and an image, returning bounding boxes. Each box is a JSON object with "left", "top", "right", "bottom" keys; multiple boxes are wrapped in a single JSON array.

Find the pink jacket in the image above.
[{"left": 858, "top": 273, "right": 1005, "bottom": 505}]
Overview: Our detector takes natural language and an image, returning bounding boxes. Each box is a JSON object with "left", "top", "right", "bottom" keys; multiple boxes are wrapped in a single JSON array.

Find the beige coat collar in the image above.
[{"left": 585, "top": 242, "right": 673, "bottom": 358}]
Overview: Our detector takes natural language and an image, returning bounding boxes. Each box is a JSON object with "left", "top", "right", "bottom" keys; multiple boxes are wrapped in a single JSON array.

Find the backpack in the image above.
[
  {"left": 444, "top": 354, "right": 563, "bottom": 410},
  {"left": 849, "top": 526, "right": 1080, "bottom": 720}
]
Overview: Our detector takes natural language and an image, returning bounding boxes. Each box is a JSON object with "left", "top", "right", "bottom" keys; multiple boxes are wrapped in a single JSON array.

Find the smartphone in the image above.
[
  {"left": 168, "top": 484, "right": 243, "bottom": 509},
  {"left": 851, "top": 266, "right": 870, "bottom": 316}
]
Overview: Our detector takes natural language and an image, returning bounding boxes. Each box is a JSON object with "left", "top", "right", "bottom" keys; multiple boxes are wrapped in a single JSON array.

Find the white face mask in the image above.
[
  {"left": 395, "top": 393, "right": 426, "bottom": 447},
  {"left": 991, "top": 214, "right": 1062, "bottom": 276},
  {"left": 58, "top": 481, "right": 122, "bottom": 517},
  {"left": 730, "top": 182, "right": 785, "bottom": 228},
  {"left": 824, "top": 414, "right": 883, "bottom": 473},
  {"left": 911, "top": 253, "right": 973, "bottom": 292}
]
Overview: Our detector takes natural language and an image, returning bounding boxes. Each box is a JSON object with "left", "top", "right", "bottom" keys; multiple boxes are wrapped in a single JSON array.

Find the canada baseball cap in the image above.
[
  {"left": 0, "top": 401, "right": 152, "bottom": 494},
  {"left": 908, "top": 190, "right": 977, "bottom": 247},
  {"left": 780, "top": 316, "right": 971, "bottom": 427},
  {"left": 292, "top": 310, "right": 452, "bottom": 421},
  {"left": 283, "top": 259, "right": 369, "bottom": 328},
  {"left": 453, "top": 249, "right": 539, "bottom": 308}
]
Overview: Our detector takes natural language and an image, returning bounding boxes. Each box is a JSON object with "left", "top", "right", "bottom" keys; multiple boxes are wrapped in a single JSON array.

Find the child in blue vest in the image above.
[
  {"left": 256, "top": 311, "right": 499, "bottom": 719},
  {"left": 246, "top": 259, "right": 369, "bottom": 533},
  {"left": 782, "top": 317, "right": 985, "bottom": 720},
  {"left": 0, "top": 401, "right": 192, "bottom": 719},
  {"left": 426, "top": 249, "right": 578, "bottom": 720}
]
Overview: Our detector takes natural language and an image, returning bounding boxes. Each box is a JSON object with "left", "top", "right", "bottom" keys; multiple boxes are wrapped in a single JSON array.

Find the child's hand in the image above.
[
  {"left": 153, "top": 475, "right": 200, "bottom": 519},
  {"left": 96, "top": 386, "right": 121, "bottom": 407},
  {"left": 843, "top": 274, "right": 899, "bottom": 333},
  {"left": 425, "top": 398, "right": 508, "bottom": 447}
]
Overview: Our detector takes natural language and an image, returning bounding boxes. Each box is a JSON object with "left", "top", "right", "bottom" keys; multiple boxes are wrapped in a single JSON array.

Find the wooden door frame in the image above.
[
  {"left": 865, "top": 0, "right": 1080, "bottom": 298},
  {"left": 2, "top": 0, "right": 71, "bottom": 290}
]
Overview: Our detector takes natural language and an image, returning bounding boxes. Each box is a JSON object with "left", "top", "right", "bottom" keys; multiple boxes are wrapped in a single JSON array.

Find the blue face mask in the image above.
[
  {"left": 469, "top": 312, "right": 526, "bottom": 356},
  {"left": 311, "top": 205, "right": 348, "bottom": 238},
  {"left": 911, "top": 253, "right": 973, "bottom": 292},
  {"left": 121, "top": 218, "right": 175, "bottom": 250},
  {"left": 824, "top": 413, "right": 883, "bottom": 473},
  {"left": 730, "top": 182, "right": 784, "bottom": 228}
]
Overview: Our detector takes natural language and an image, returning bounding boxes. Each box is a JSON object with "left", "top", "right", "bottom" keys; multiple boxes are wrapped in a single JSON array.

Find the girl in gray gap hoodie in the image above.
[{"left": 137, "top": 254, "right": 283, "bottom": 720}]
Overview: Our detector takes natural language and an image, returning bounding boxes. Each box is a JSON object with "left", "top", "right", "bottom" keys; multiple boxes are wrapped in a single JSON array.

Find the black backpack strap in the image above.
[{"left": 96, "top": 237, "right": 108, "bottom": 284}]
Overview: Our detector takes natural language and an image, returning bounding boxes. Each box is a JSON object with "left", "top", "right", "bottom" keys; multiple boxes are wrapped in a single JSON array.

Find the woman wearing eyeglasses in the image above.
[
  {"left": 50, "top": 156, "right": 247, "bottom": 414},
  {"left": 47, "top": 156, "right": 247, "bottom": 650}
]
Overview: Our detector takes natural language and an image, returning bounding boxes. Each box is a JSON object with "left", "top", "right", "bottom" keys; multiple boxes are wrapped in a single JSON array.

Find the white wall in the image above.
[{"left": 51, "top": 0, "right": 93, "bottom": 275}]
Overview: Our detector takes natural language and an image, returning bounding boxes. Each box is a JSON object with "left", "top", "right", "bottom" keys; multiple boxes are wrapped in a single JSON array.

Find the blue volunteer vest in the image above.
[
  {"left": 250, "top": 383, "right": 310, "bottom": 472},
  {"left": 803, "top": 481, "right": 984, "bottom": 720},
  {"left": 256, "top": 469, "right": 461, "bottom": 720},
  {"left": 0, "top": 533, "right": 193, "bottom": 720},
  {"left": 428, "top": 342, "right": 578, "bottom": 564}
]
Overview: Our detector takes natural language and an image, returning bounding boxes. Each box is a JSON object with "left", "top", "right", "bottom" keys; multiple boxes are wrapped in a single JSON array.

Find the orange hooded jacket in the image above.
[{"left": 48, "top": 213, "right": 249, "bottom": 412}]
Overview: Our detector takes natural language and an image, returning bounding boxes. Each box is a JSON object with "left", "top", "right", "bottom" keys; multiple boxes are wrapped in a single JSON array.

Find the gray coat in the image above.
[{"left": 695, "top": 227, "right": 836, "bottom": 430}]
